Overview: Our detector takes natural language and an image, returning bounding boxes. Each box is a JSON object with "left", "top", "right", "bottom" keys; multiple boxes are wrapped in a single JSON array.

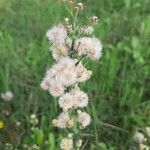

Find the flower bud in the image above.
[
  {"left": 52, "top": 119, "right": 58, "bottom": 126},
  {"left": 75, "top": 3, "right": 83, "bottom": 11},
  {"left": 77, "top": 110, "right": 81, "bottom": 114},
  {"left": 91, "top": 16, "right": 99, "bottom": 24},
  {"left": 64, "top": 17, "right": 69, "bottom": 26},
  {"left": 68, "top": 133, "right": 73, "bottom": 138},
  {"left": 30, "top": 114, "right": 36, "bottom": 119},
  {"left": 76, "top": 139, "right": 82, "bottom": 148},
  {"left": 66, "top": 25, "right": 73, "bottom": 33},
  {"left": 67, "top": 120, "right": 74, "bottom": 128}
]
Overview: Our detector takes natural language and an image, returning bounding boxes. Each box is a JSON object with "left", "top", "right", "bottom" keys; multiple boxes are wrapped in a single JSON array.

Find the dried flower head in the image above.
[
  {"left": 76, "top": 139, "right": 82, "bottom": 148},
  {"left": 54, "top": 57, "right": 77, "bottom": 86},
  {"left": 91, "top": 16, "right": 99, "bottom": 24},
  {"left": 1, "top": 91, "right": 13, "bottom": 101},
  {"left": 76, "top": 62, "right": 92, "bottom": 82},
  {"left": 134, "top": 131, "right": 145, "bottom": 143},
  {"left": 58, "top": 93, "right": 74, "bottom": 111},
  {"left": 60, "top": 137, "right": 73, "bottom": 150},
  {"left": 46, "top": 24, "right": 67, "bottom": 45},
  {"left": 51, "top": 44, "right": 69, "bottom": 61},
  {"left": 42, "top": 0, "right": 103, "bottom": 148},
  {"left": 75, "top": 2, "right": 83, "bottom": 11},
  {"left": 71, "top": 89, "right": 89, "bottom": 108},
  {"left": 74, "top": 37, "right": 102, "bottom": 60},
  {"left": 78, "top": 111, "right": 91, "bottom": 127},
  {"left": 53, "top": 112, "right": 70, "bottom": 128},
  {"left": 49, "top": 80, "right": 65, "bottom": 97},
  {"left": 79, "top": 25, "right": 94, "bottom": 34}
]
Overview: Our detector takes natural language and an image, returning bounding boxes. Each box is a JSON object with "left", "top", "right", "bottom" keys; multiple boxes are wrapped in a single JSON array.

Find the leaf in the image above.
[
  {"left": 48, "top": 133, "right": 55, "bottom": 150},
  {"left": 34, "top": 129, "right": 44, "bottom": 145}
]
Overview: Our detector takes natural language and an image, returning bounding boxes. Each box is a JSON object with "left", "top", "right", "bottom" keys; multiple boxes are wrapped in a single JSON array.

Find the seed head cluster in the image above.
[{"left": 41, "top": 1, "right": 102, "bottom": 149}]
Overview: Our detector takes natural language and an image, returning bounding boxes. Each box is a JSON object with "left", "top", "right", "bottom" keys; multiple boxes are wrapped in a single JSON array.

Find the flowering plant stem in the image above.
[{"left": 41, "top": 1, "right": 102, "bottom": 149}]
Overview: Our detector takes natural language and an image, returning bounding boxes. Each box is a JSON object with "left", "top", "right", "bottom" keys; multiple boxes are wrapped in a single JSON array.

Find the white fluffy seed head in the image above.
[
  {"left": 60, "top": 137, "right": 73, "bottom": 150},
  {"left": 46, "top": 24, "right": 67, "bottom": 45},
  {"left": 71, "top": 89, "right": 89, "bottom": 108},
  {"left": 58, "top": 93, "right": 74, "bottom": 111},
  {"left": 53, "top": 113, "right": 70, "bottom": 129},
  {"left": 41, "top": 57, "right": 78, "bottom": 96},
  {"left": 75, "top": 63, "right": 92, "bottom": 82},
  {"left": 78, "top": 111, "right": 91, "bottom": 127},
  {"left": 134, "top": 131, "right": 145, "bottom": 143},
  {"left": 74, "top": 37, "right": 102, "bottom": 60},
  {"left": 51, "top": 44, "right": 69, "bottom": 61},
  {"left": 1, "top": 91, "right": 13, "bottom": 101},
  {"left": 48, "top": 79, "right": 64, "bottom": 97},
  {"left": 54, "top": 57, "right": 77, "bottom": 86},
  {"left": 40, "top": 77, "right": 51, "bottom": 91}
]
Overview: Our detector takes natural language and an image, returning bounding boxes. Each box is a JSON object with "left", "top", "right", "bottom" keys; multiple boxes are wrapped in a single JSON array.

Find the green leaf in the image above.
[
  {"left": 34, "top": 129, "right": 44, "bottom": 145},
  {"left": 48, "top": 133, "right": 55, "bottom": 150}
]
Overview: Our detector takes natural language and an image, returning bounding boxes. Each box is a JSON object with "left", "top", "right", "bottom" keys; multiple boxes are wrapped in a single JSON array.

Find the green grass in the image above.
[{"left": 0, "top": 0, "right": 150, "bottom": 149}]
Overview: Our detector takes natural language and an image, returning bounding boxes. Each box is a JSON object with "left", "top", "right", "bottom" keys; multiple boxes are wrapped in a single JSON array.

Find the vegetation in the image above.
[{"left": 0, "top": 0, "right": 149, "bottom": 149}]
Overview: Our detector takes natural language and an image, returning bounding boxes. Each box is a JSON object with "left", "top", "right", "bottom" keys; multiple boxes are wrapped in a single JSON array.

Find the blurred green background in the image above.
[{"left": 0, "top": 0, "right": 150, "bottom": 149}]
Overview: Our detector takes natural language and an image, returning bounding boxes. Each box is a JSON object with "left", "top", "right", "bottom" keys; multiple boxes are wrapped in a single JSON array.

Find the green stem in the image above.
[{"left": 99, "top": 121, "right": 129, "bottom": 133}]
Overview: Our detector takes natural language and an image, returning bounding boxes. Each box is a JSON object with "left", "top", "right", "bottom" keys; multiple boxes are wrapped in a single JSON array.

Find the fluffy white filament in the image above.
[
  {"left": 74, "top": 37, "right": 102, "bottom": 60},
  {"left": 53, "top": 112, "right": 70, "bottom": 129},
  {"left": 77, "top": 111, "right": 91, "bottom": 127},
  {"left": 46, "top": 24, "right": 67, "bottom": 44}
]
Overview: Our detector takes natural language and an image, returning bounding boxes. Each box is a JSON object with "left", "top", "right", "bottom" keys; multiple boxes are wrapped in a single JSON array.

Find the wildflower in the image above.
[
  {"left": 60, "top": 137, "right": 73, "bottom": 150},
  {"left": 134, "top": 131, "right": 145, "bottom": 143},
  {"left": 76, "top": 139, "right": 82, "bottom": 148},
  {"left": 46, "top": 24, "right": 68, "bottom": 45},
  {"left": 51, "top": 44, "right": 69, "bottom": 61},
  {"left": 1, "top": 91, "right": 13, "bottom": 101},
  {"left": 40, "top": 77, "right": 51, "bottom": 91},
  {"left": 75, "top": 63, "right": 92, "bottom": 82},
  {"left": 79, "top": 25, "right": 94, "bottom": 34},
  {"left": 58, "top": 93, "right": 74, "bottom": 111},
  {"left": 71, "top": 89, "right": 89, "bottom": 108},
  {"left": 48, "top": 80, "right": 65, "bottom": 97},
  {"left": 64, "top": 18, "right": 69, "bottom": 25},
  {"left": 74, "top": 37, "right": 102, "bottom": 60},
  {"left": 91, "top": 16, "right": 99, "bottom": 24},
  {"left": 42, "top": 0, "right": 103, "bottom": 148},
  {"left": 68, "top": 133, "right": 73, "bottom": 138},
  {"left": 30, "top": 114, "right": 39, "bottom": 125},
  {"left": 67, "top": 120, "right": 74, "bottom": 128},
  {"left": 53, "top": 112, "right": 70, "bottom": 128},
  {"left": 77, "top": 111, "right": 91, "bottom": 127},
  {"left": 75, "top": 3, "right": 83, "bottom": 11},
  {"left": 0, "top": 120, "right": 4, "bottom": 129},
  {"left": 54, "top": 57, "right": 77, "bottom": 86},
  {"left": 145, "top": 127, "right": 150, "bottom": 137}
]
